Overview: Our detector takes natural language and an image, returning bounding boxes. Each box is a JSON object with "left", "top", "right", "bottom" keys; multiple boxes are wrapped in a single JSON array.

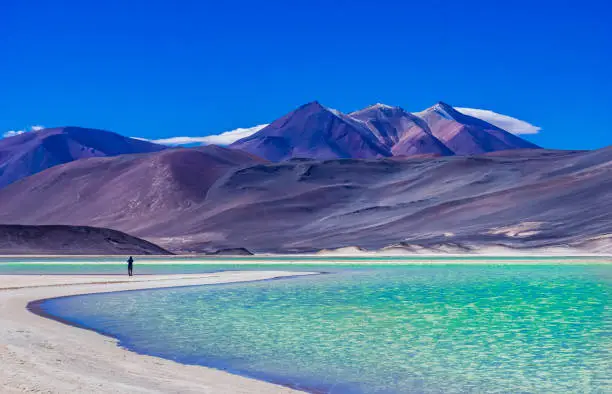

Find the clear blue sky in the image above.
[{"left": 1, "top": 0, "right": 610, "bottom": 149}]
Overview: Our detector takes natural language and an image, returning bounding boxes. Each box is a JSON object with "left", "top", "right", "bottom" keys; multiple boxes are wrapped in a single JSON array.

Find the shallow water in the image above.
[
  {"left": 40, "top": 265, "right": 611, "bottom": 393},
  {"left": 0, "top": 255, "right": 608, "bottom": 275}
]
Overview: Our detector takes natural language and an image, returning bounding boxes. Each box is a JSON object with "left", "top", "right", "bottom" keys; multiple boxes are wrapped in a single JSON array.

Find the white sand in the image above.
[
  {"left": 315, "top": 246, "right": 612, "bottom": 258},
  {"left": 0, "top": 271, "right": 316, "bottom": 393}
]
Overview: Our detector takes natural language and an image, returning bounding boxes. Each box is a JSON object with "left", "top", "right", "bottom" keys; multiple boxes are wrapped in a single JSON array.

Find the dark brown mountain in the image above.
[{"left": 0, "top": 224, "right": 170, "bottom": 255}]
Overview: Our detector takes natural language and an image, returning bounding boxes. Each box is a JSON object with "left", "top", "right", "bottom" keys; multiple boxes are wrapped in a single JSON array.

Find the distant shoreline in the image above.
[
  {"left": 1, "top": 252, "right": 611, "bottom": 257},
  {"left": 1, "top": 255, "right": 610, "bottom": 264}
]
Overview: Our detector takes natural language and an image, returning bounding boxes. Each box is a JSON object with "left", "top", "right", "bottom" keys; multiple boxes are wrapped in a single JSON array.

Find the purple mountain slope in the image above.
[
  {"left": 416, "top": 102, "right": 541, "bottom": 155},
  {"left": 0, "top": 126, "right": 167, "bottom": 188},
  {"left": 230, "top": 101, "right": 539, "bottom": 161},
  {"left": 0, "top": 145, "right": 609, "bottom": 254},
  {"left": 230, "top": 101, "right": 391, "bottom": 161},
  {"left": 0, "top": 145, "right": 265, "bottom": 232},
  {"left": 170, "top": 148, "right": 609, "bottom": 253},
  {"left": 350, "top": 104, "right": 454, "bottom": 156}
]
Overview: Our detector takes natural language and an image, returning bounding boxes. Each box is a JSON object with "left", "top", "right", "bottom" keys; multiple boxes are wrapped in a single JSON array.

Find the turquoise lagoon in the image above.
[
  {"left": 0, "top": 255, "right": 607, "bottom": 275},
  {"left": 32, "top": 263, "right": 612, "bottom": 393}
]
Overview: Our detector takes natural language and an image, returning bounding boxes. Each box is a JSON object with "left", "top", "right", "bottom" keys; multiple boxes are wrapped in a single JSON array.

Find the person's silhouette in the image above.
[{"left": 127, "top": 256, "right": 134, "bottom": 276}]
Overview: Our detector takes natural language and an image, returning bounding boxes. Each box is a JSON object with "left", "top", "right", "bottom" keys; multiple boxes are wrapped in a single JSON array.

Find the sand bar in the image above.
[{"left": 0, "top": 271, "right": 317, "bottom": 393}]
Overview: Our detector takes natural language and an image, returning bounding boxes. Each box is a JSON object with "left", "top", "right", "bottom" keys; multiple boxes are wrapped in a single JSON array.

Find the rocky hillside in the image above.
[{"left": 0, "top": 225, "right": 171, "bottom": 255}]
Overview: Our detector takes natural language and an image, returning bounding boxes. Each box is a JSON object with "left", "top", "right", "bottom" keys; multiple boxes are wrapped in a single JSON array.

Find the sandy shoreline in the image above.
[
  {"left": 0, "top": 271, "right": 316, "bottom": 393},
  {"left": 1, "top": 252, "right": 611, "bottom": 259}
]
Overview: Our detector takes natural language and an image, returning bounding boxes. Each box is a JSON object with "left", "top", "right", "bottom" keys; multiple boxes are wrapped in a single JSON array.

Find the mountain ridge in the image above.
[
  {"left": 230, "top": 101, "right": 392, "bottom": 161},
  {"left": 416, "top": 102, "right": 541, "bottom": 155},
  {"left": 0, "top": 145, "right": 265, "bottom": 232},
  {"left": 230, "top": 101, "right": 540, "bottom": 161},
  {"left": 0, "top": 126, "right": 167, "bottom": 188},
  {"left": 0, "top": 224, "right": 171, "bottom": 255}
]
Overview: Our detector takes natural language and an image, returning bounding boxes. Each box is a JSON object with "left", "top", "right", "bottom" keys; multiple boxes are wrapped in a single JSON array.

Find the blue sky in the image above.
[{"left": 1, "top": 0, "right": 610, "bottom": 150}]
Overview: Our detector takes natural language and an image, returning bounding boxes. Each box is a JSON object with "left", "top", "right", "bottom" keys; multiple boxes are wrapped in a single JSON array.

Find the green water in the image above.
[
  {"left": 1, "top": 255, "right": 609, "bottom": 275},
  {"left": 41, "top": 264, "right": 612, "bottom": 393}
]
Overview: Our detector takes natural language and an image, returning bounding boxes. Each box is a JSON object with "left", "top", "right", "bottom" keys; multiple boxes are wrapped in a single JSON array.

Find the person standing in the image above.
[{"left": 127, "top": 256, "right": 134, "bottom": 276}]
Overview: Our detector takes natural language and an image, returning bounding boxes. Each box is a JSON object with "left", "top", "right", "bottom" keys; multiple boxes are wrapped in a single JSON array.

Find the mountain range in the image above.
[
  {"left": 0, "top": 145, "right": 609, "bottom": 254},
  {"left": 0, "top": 101, "right": 609, "bottom": 255},
  {"left": 0, "top": 102, "right": 538, "bottom": 187},
  {"left": 0, "top": 126, "right": 166, "bottom": 188},
  {"left": 230, "top": 101, "right": 540, "bottom": 161}
]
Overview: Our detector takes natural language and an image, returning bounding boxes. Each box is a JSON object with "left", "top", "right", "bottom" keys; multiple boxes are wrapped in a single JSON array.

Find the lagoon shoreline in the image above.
[
  {"left": 1, "top": 259, "right": 610, "bottom": 393},
  {"left": 0, "top": 272, "right": 316, "bottom": 393}
]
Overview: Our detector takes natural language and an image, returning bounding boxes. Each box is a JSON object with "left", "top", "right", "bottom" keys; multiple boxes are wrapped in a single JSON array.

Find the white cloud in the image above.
[
  {"left": 137, "top": 124, "right": 269, "bottom": 146},
  {"left": 455, "top": 108, "right": 541, "bottom": 135},
  {"left": 199, "top": 124, "right": 268, "bottom": 145},
  {"left": 3, "top": 130, "right": 25, "bottom": 138},
  {"left": 2, "top": 125, "right": 45, "bottom": 138},
  {"left": 144, "top": 136, "right": 211, "bottom": 145}
]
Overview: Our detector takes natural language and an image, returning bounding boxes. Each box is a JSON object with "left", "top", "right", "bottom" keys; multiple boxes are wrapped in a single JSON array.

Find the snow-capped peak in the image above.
[
  {"left": 325, "top": 106, "right": 370, "bottom": 127},
  {"left": 371, "top": 103, "right": 394, "bottom": 109},
  {"left": 424, "top": 101, "right": 456, "bottom": 120},
  {"left": 350, "top": 103, "right": 400, "bottom": 116},
  {"left": 325, "top": 106, "right": 343, "bottom": 117}
]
